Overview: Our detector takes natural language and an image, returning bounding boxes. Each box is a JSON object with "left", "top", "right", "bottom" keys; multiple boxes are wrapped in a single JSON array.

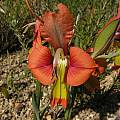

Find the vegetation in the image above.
[{"left": 0, "top": 0, "right": 120, "bottom": 120}]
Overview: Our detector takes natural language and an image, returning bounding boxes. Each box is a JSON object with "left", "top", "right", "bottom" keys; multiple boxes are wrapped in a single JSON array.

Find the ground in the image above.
[{"left": 0, "top": 50, "right": 120, "bottom": 120}]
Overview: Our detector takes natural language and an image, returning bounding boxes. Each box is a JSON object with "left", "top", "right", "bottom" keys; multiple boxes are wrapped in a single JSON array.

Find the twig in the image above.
[
  {"left": 22, "top": 22, "right": 35, "bottom": 34},
  {"left": 25, "top": 0, "right": 43, "bottom": 23}
]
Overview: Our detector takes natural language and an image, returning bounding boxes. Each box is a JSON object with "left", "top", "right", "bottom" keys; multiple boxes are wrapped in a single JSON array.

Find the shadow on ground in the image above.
[{"left": 72, "top": 89, "right": 120, "bottom": 120}]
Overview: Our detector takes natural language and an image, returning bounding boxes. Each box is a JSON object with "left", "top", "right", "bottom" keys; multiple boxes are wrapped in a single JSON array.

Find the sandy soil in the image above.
[{"left": 0, "top": 50, "right": 120, "bottom": 120}]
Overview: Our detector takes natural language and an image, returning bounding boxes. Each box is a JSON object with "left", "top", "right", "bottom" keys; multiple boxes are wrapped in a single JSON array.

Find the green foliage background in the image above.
[{"left": 0, "top": 0, "right": 118, "bottom": 53}]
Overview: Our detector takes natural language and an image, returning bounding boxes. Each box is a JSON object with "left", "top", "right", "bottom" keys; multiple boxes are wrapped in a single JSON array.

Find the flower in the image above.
[{"left": 28, "top": 3, "right": 98, "bottom": 108}]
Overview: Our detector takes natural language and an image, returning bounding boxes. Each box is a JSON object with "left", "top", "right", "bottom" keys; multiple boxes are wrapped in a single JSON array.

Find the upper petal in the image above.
[
  {"left": 28, "top": 45, "right": 53, "bottom": 85},
  {"left": 67, "top": 47, "right": 96, "bottom": 86},
  {"left": 41, "top": 3, "right": 74, "bottom": 53}
]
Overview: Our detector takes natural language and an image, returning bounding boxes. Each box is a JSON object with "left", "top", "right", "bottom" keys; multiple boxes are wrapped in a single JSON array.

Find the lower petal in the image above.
[
  {"left": 28, "top": 45, "right": 53, "bottom": 85},
  {"left": 67, "top": 67, "right": 94, "bottom": 86},
  {"left": 67, "top": 47, "right": 96, "bottom": 86}
]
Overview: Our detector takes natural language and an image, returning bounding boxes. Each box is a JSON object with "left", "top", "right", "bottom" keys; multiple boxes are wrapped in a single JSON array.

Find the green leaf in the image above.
[
  {"left": 114, "top": 55, "right": 120, "bottom": 66},
  {"left": 32, "top": 93, "right": 40, "bottom": 120},
  {"left": 114, "top": 49, "right": 120, "bottom": 66},
  {"left": 35, "top": 80, "right": 41, "bottom": 107},
  {"left": 92, "top": 19, "right": 119, "bottom": 58},
  {"left": 0, "top": 84, "right": 10, "bottom": 99},
  {"left": 74, "top": 37, "right": 80, "bottom": 47}
]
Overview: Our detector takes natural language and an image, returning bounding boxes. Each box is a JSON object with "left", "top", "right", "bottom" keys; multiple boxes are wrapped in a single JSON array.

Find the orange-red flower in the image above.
[{"left": 28, "top": 3, "right": 98, "bottom": 108}]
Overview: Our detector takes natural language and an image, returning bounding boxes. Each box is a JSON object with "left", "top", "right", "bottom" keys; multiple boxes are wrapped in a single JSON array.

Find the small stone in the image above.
[
  {"left": 75, "top": 115, "right": 80, "bottom": 120},
  {"left": 117, "top": 103, "right": 120, "bottom": 106},
  {"left": 116, "top": 108, "right": 120, "bottom": 117},
  {"left": 89, "top": 113, "right": 94, "bottom": 118},
  {"left": 46, "top": 115, "right": 52, "bottom": 120},
  {"left": 115, "top": 116, "right": 120, "bottom": 120},
  {"left": 15, "top": 102, "right": 25, "bottom": 114}
]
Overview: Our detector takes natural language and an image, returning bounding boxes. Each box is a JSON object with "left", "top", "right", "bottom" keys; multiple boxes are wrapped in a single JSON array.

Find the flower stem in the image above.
[
  {"left": 32, "top": 80, "right": 42, "bottom": 120},
  {"left": 64, "top": 107, "right": 72, "bottom": 120},
  {"left": 64, "top": 86, "right": 77, "bottom": 120}
]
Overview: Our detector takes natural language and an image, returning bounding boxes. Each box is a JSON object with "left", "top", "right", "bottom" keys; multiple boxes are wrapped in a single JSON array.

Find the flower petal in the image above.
[
  {"left": 41, "top": 3, "right": 73, "bottom": 53},
  {"left": 51, "top": 98, "right": 67, "bottom": 108},
  {"left": 95, "top": 58, "right": 107, "bottom": 74},
  {"left": 33, "top": 19, "right": 42, "bottom": 46},
  {"left": 69, "top": 47, "right": 96, "bottom": 68},
  {"left": 28, "top": 45, "right": 53, "bottom": 85},
  {"left": 67, "top": 47, "right": 96, "bottom": 86},
  {"left": 67, "top": 68, "right": 94, "bottom": 86},
  {"left": 51, "top": 56, "right": 68, "bottom": 108}
]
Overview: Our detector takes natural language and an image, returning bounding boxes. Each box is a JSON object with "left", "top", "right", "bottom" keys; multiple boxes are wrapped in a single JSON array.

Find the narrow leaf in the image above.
[
  {"left": 35, "top": 80, "right": 41, "bottom": 107},
  {"left": 32, "top": 93, "right": 40, "bottom": 120}
]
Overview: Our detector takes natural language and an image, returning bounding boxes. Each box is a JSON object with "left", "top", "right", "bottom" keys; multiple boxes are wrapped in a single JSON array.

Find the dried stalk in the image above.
[{"left": 25, "top": 0, "right": 43, "bottom": 23}]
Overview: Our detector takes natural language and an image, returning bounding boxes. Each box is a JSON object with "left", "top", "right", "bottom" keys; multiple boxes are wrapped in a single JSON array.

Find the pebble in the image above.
[
  {"left": 15, "top": 102, "right": 25, "bottom": 114},
  {"left": 116, "top": 108, "right": 120, "bottom": 117},
  {"left": 46, "top": 115, "right": 52, "bottom": 120},
  {"left": 0, "top": 51, "right": 120, "bottom": 120},
  {"left": 117, "top": 103, "right": 120, "bottom": 106}
]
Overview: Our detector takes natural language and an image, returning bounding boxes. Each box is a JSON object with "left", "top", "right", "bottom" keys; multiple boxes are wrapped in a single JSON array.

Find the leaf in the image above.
[
  {"left": 114, "top": 49, "right": 120, "bottom": 66},
  {"left": 32, "top": 93, "right": 40, "bottom": 120},
  {"left": 92, "top": 19, "right": 119, "bottom": 58},
  {"left": 114, "top": 55, "right": 120, "bottom": 66},
  {"left": 74, "top": 37, "right": 80, "bottom": 47},
  {"left": 35, "top": 80, "right": 41, "bottom": 107},
  {"left": 32, "top": 81, "right": 46, "bottom": 120},
  {"left": 0, "top": 84, "right": 10, "bottom": 99},
  {"left": 92, "top": 1, "right": 120, "bottom": 58}
]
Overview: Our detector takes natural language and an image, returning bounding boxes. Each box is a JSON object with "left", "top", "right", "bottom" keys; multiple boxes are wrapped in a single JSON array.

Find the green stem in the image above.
[
  {"left": 64, "top": 107, "right": 72, "bottom": 120},
  {"left": 64, "top": 87, "right": 77, "bottom": 120},
  {"left": 32, "top": 80, "right": 42, "bottom": 120},
  {"left": 32, "top": 93, "right": 40, "bottom": 120}
]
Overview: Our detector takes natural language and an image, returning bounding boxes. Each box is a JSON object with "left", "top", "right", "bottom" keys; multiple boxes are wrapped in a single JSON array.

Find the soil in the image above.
[{"left": 0, "top": 50, "right": 120, "bottom": 120}]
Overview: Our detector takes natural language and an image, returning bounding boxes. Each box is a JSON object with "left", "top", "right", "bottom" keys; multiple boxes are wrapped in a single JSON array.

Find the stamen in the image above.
[{"left": 52, "top": 48, "right": 67, "bottom": 80}]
